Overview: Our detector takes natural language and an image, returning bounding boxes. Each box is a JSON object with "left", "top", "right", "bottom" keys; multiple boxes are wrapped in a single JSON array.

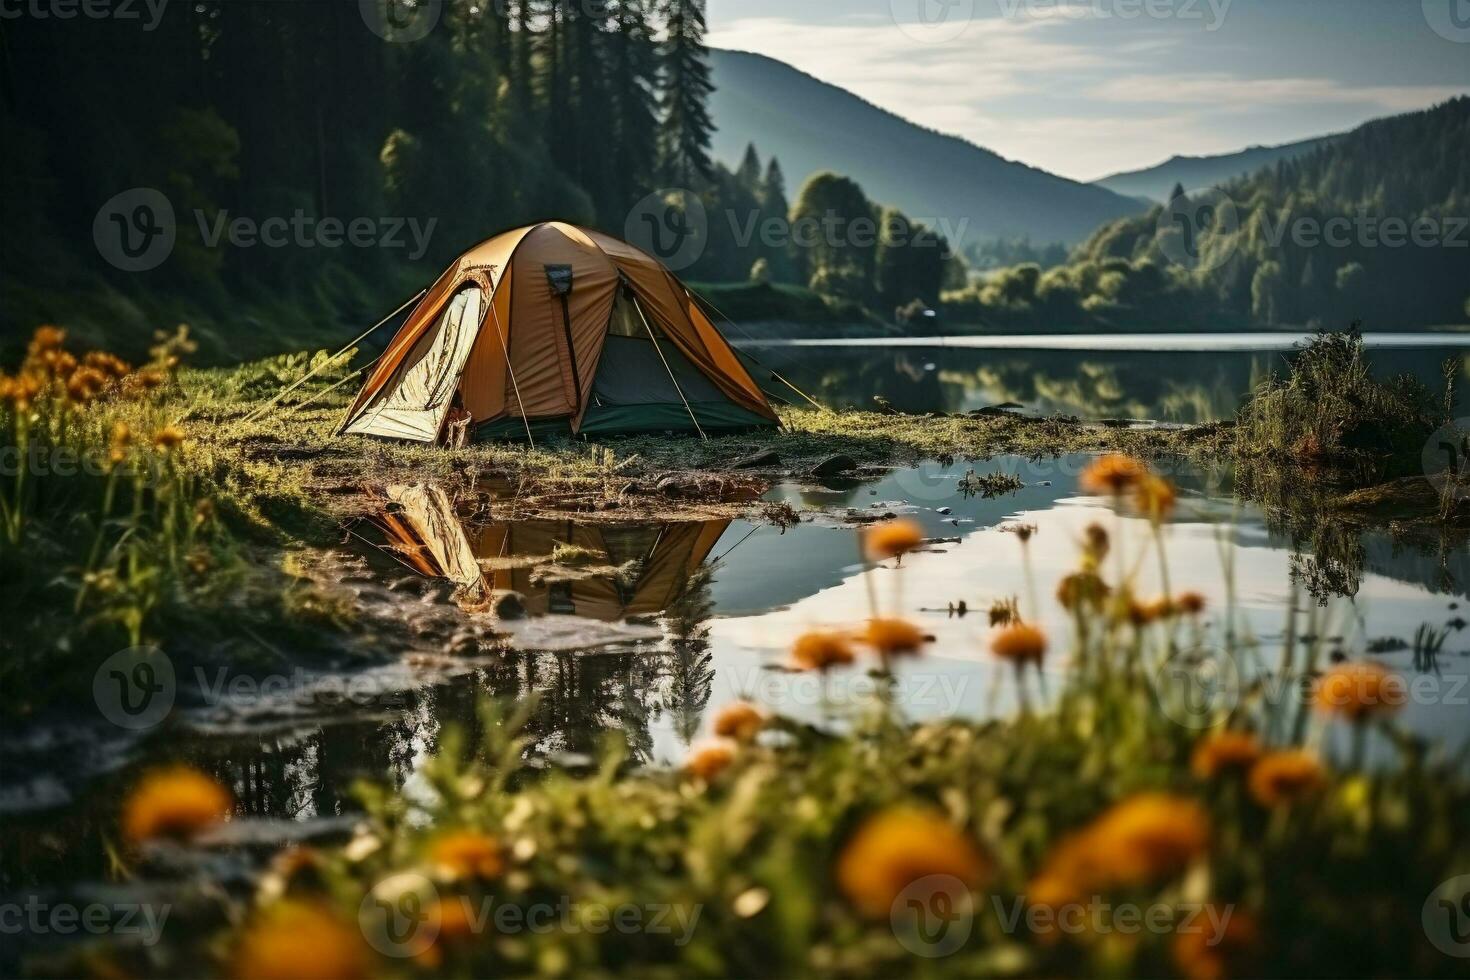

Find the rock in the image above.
[
  {"left": 936, "top": 506, "right": 952, "bottom": 515},
  {"left": 490, "top": 590, "right": 527, "bottom": 620},
  {"left": 810, "top": 454, "right": 857, "bottom": 479},
  {"left": 388, "top": 575, "right": 422, "bottom": 594},
  {"left": 655, "top": 476, "right": 690, "bottom": 497},
  {"left": 448, "top": 632, "right": 481, "bottom": 657},
  {"left": 731, "top": 449, "right": 781, "bottom": 469}
]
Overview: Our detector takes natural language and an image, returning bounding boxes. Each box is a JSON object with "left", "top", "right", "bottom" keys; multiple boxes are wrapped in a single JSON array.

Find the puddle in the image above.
[{"left": 4, "top": 454, "right": 1468, "bottom": 932}]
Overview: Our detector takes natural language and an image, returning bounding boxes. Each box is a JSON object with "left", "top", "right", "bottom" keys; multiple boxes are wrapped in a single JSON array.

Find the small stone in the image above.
[
  {"left": 731, "top": 449, "right": 781, "bottom": 469},
  {"left": 655, "top": 476, "right": 689, "bottom": 497},
  {"left": 936, "top": 507, "right": 951, "bottom": 515},
  {"left": 491, "top": 590, "right": 527, "bottom": 620},
  {"left": 810, "top": 454, "right": 857, "bottom": 479}
]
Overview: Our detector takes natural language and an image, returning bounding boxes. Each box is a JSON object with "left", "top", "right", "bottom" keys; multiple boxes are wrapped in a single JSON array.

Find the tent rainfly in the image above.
[{"left": 338, "top": 222, "right": 779, "bottom": 443}]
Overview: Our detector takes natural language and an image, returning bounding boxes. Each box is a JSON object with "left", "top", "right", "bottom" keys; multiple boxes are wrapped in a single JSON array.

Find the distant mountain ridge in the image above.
[
  {"left": 708, "top": 48, "right": 1145, "bottom": 247},
  {"left": 1092, "top": 133, "right": 1345, "bottom": 202}
]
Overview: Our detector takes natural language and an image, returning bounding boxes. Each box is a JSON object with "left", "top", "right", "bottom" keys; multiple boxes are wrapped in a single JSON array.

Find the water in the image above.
[
  {"left": 737, "top": 333, "right": 1469, "bottom": 421},
  {"left": 3, "top": 455, "right": 1467, "bottom": 938}
]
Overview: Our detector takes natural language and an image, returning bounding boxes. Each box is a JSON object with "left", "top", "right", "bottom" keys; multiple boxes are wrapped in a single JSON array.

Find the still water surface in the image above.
[
  {"left": 738, "top": 333, "right": 1468, "bottom": 421},
  {"left": 5, "top": 455, "right": 1466, "bottom": 910}
]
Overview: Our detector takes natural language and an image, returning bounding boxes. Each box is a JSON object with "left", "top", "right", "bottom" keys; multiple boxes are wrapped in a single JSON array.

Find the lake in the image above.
[
  {"left": 5, "top": 453, "right": 1466, "bottom": 926},
  {"left": 736, "top": 332, "right": 1469, "bottom": 421}
]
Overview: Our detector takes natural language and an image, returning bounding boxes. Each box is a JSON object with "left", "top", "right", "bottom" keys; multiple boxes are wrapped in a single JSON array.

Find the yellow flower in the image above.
[
  {"left": 989, "top": 622, "right": 1047, "bottom": 665},
  {"left": 712, "top": 700, "right": 766, "bottom": 741},
  {"left": 1314, "top": 661, "right": 1404, "bottom": 721},
  {"left": 862, "top": 618, "right": 929, "bottom": 657},
  {"left": 1079, "top": 454, "right": 1147, "bottom": 496},
  {"left": 685, "top": 738, "right": 737, "bottom": 781},
  {"left": 1248, "top": 751, "right": 1325, "bottom": 807},
  {"left": 428, "top": 829, "right": 504, "bottom": 880},
  {"left": 863, "top": 519, "right": 925, "bottom": 561},
  {"left": 1082, "top": 522, "right": 1110, "bottom": 564},
  {"left": 1056, "top": 571, "right": 1109, "bottom": 612},
  {"left": 232, "top": 901, "right": 369, "bottom": 980},
  {"left": 152, "top": 425, "right": 186, "bottom": 450},
  {"left": 108, "top": 422, "right": 133, "bottom": 465},
  {"left": 1172, "top": 906, "right": 1259, "bottom": 980},
  {"left": 122, "top": 766, "right": 232, "bottom": 843},
  {"left": 1134, "top": 473, "right": 1177, "bottom": 521},
  {"left": 1191, "top": 731, "right": 1263, "bottom": 780},
  {"left": 791, "top": 630, "right": 856, "bottom": 671},
  {"left": 836, "top": 806, "right": 991, "bottom": 919}
]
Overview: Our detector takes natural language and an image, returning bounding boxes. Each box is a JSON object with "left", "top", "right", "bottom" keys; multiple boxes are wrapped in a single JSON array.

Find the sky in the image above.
[{"left": 706, "top": 0, "right": 1470, "bottom": 182}]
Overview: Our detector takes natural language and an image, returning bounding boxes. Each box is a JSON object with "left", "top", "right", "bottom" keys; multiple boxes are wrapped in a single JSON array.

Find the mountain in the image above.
[
  {"left": 708, "top": 49, "right": 1145, "bottom": 247},
  {"left": 1092, "top": 133, "right": 1344, "bottom": 202},
  {"left": 946, "top": 97, "right": 1470, "bottom": 331}
]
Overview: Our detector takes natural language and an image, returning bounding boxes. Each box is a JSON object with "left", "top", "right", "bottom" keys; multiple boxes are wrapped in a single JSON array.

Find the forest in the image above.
[
  {"left": 945, "top": 97, "right": 1470, "bottom": 331},
  {"left": 0, "top": 0, "right": 958, "bottom": 362}
]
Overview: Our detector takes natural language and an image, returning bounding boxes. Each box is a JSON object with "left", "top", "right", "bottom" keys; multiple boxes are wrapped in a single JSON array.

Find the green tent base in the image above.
[{"left": 473, "top": 401, "right": 774, "bottom": 441}]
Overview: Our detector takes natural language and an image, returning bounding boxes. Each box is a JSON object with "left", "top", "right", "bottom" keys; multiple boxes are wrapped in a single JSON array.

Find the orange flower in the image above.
[
  {"left": 1082, "top": 522, "right": 1110, "bottom": 564},
  {"left": 1134, "top": 473, "right": 1177, "bottom": 521},
  {"left": 122, "top": 766, "right": 232, "bottom": 843},
  {"left": 232, "top": 901, "right": 369, "bottom": 980},
  {"left": 428, "top": 829, "right": 503, "bottom": 880},
  {"left": 836, "top": 806, "right": 991, "bottom": 919},
  {"left": 862, "top": 618, "right": 929, "bottom": 656},
  {"left": 1086, "top": 793, "right": 1210, "bottom": 885},
  {"left": 108, "top": 421, "right": 133, "bottom": 465},
  {"left": 1176, "top": 591, "right": 1207, "bottom": 616},
  {"left": 1191, "top": 731, "right": 1263, "bottom": 780},
  {"left": 1248, "top": 751, "right": 1325, "bottom": 807},
  {"left": 1172, "top": 906, "right": 1260, "bottom": 980},
  {"left": 791, "top": 630, "right": 856, "bottom": 671},
  {"left": 152, "top": 425, "right": 186, "bottom": 450},
  {"left": 1056, "top": 571, "right": 1109, "bottom": 612},
  {"left": 712, "top": 700, "right": 766, "bottom": 742},
  {"left": 685, "top": 738, "right": 737, "bottom": 781},
  {"left": 65, "top": 366, "right": 108, "bottom": 403},
  {"left": 863, "top": 519, "right": 924, "bottom": 561},
  {"left": 1079, "top": 454, "right": 1147, "bottom": 496},
  {"left": 1127, "top": 594, "right": 1174, "bottom": 626},
  {"left": 1314, "top": 661, "right": 1405, "bottom": 722},
  {"left": 28, "top": 325, "right": 65, "bottom": 354},
  {"left": 990, "top": 622, "right": 1047, "bottom": 665}
]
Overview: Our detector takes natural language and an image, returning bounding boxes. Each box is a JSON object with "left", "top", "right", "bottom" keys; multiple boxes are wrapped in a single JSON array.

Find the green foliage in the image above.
[{"left": 1235, "top": 326, "right": 1445, "bottom": 475}]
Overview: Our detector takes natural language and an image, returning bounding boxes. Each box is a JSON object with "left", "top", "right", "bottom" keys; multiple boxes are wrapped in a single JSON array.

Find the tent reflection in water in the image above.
[
  {"left": 368, "top": 484, "right": 729, "bottom": 622},
  {"left": 340, "top": 222, "right": 778, "bottom": 443}
]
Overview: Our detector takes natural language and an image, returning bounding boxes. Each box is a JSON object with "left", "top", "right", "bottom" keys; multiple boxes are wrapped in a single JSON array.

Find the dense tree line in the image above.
[
  {"left": 947, "top": 97, "right": 1470, "bottom": 330},
  {"left": 0, "top": 1, "right": 727, "bottom": 357}
]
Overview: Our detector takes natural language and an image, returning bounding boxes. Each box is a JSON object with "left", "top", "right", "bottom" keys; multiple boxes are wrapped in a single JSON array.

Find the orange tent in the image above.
[{"left": 339, "top": 222, "right": 778, "bottom": 442}]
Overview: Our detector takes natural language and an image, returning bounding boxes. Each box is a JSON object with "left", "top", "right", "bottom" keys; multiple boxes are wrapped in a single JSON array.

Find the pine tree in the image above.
[
  {"left": 761, "top": 157, "right": 795, "bottom": 282},
  {"left": 656, "top": 0, "right": 715, "bottom": 188},
  {"left": 603, "top": 0, "right": 660, "bottom": 220},
  {"left": 736, "top": 143, "right": 762, "bottom": 193}
]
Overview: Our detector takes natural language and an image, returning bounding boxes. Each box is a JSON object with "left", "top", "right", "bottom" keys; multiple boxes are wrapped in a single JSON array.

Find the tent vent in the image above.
[{"left": 545, "top": 264, "right": 573, "bottom": 296}]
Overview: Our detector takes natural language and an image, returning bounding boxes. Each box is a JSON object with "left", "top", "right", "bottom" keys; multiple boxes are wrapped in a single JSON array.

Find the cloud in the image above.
[{"left": 707, "top": 11, "right": 1464, "bottom": 181}]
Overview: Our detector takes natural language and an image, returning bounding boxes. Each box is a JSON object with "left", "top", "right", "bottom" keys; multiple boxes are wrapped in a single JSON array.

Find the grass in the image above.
[{"left": 86, "top": 473, "right": 1470, "bottom": 979}]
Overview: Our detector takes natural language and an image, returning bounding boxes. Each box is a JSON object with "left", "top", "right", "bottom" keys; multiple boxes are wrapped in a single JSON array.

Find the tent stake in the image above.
[
  {"left": 246, "top": 286, "right": 427, "bottom": 424},
  {"left": 632, "top": 293, "right": 707, "bottom": 441}
]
